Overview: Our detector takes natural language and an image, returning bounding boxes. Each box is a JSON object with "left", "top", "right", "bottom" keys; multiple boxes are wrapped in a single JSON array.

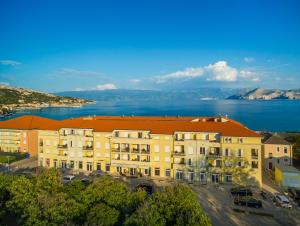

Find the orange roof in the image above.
[{"left": 0, "top": 115, "right": 260, "bottom": 137}]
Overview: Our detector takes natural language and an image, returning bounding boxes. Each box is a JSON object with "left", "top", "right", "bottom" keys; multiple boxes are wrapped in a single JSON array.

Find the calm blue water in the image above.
[{"left": 1, "top": 100, "right": 300, "bottom": 132}]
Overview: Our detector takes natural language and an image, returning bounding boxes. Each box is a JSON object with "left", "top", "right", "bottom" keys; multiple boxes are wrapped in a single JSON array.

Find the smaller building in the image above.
[
  {"left": 275, "top": 165, "right": 300, "bottom": 188},
  {"left": 262, "top": 133, "right": 293, "bottom": 171}
]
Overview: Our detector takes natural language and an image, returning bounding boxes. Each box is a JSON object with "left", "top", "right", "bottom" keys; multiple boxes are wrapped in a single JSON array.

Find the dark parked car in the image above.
[
  {"left": 230, "top": 187, "right": 253, "bottom": 196},
  {"left": 287, "top": 188, "right": 300, "bottom": 202},
  {"left": 135, "top": 183, "right": 153, "bottom": 195},
  {"left": 234, "top": 197, "right": 263, "bottom": 208}
]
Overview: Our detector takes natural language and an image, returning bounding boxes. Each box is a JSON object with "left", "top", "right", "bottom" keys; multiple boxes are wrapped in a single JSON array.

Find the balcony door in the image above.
[{"left": 211, "top": 173, "right": 220, "bottom": 183}]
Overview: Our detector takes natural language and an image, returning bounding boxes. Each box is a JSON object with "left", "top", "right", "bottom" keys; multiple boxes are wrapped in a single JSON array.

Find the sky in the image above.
[{"left": 0, "top": 0, "right": 300, "bottom": 92}]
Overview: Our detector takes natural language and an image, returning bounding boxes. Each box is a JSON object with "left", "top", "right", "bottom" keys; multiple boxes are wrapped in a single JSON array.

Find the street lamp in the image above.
[{"left": 6, "top": 156, "right": 10, "bottom": 171}]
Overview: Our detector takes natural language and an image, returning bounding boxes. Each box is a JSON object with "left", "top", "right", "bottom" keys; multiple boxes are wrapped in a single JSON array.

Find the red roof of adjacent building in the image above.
[{"left": 0, "top": 115, "right": 260, "bottom": 137}]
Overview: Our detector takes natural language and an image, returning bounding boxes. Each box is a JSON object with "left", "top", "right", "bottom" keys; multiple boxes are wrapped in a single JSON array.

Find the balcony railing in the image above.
[
  {"left": 39, "top": 142, "right": 43, "bottom": 146},
  {"left": 121, "top": 148, "right": 130, "bottom": 152},
  {"left": 173, "top": 151, "right": 185, "bottom": 156},
  {"left": 58, "top": 144, "right": 68, "bottom": 149},
  {"left": 131, "top": 148, "right": 140, "bottom": 153},
  {"left": 111, "top": 148, "right": 120, "bottom": 152},
  {"left": 174, "top": 160, "right": 185, "bottom": 165},
  {"left": 141, "top": 149, "right": 150, "bottom": 154},
  {"left": 208, "top": 152, "right": 221, "bottom": 158},
  {"left": 251, "top": 154, "right": 258, "bottom": 159},
  {"left": 83, "top": 146, "right": 93, "bottom": 150}
]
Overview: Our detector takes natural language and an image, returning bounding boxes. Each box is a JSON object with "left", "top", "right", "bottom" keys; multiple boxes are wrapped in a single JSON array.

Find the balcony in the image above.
[
  {"left": 173, "top": 151, "right": 185, "bottom": 156},
  {"left": 174, "top": 160, "right": 185, "bottom": 165},
  {"left": 83, "top": 146, "right": 93, "bottom": 150},
  {"left": 251, "top": 154, "right": 258, "bottom": 159},
  {"left": 39, "top": 142, "right": 43, "bottom": 147},
  {"left": 131, "top": 148, "right": 140, "bottom": 153},
  {"left": 141, "top": 148, "right": 150, "bottom": 154},
  {"left": 111, "top": 148, "right": 120, "bottom": 152},
  {"left": 121, "top": 147, "right": 130, "bottom": 152},
  {"left": 208, "top": 152, "right": 221, "bottom": 158},
  {"left": 58, "top": 144, "right": 68, "bottom": 149}
]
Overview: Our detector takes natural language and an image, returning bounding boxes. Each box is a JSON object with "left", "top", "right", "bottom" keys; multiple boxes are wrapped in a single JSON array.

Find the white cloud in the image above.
[
  {"left": 205, "top": 61, "right": 238, "bottom": 82},
  {"left": 244, "top": 57, "right": 255, "bottom": 63},
  {"left": 95, "top": 83, "right": 117, "bottom": 90},
  {"left": 239, "top": 70, "right": 260, "bottom": 82},
  {"left": 60, "top": 68, "right": 102, "bottom": 77},
  {"left": 74, "top": 88, "right": 85, "bottom": 91},
  {"left": 155, "top": 67, "right": 204, "bottom": 83},
  {"left": 0, "top": 60, "right": 21, "bottom": 66},
  {"left": 153, "top": 61, "right": 261, "bottom": 83}
]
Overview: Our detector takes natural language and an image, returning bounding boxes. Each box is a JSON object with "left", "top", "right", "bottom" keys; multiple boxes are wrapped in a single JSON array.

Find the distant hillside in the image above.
[
  {"left": 0, "top": 85, "right": 93, "bottom": 113},
  {"left": 56, "top": 88, "right": 242, "bottom": 102},
  {"left": 227, "top": 88, "right": 300, "bottom": 100}
]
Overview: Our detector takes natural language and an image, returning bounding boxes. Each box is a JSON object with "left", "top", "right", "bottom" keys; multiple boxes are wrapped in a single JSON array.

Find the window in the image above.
[
  {"left": 176, "top": 170, "right": 184, "bottom": 180},
  {"left": 105, "top": 143, "right": 110, "bottom": 150},
  {"left": 200, "top": 147, "right": 206, "bottom": 155},
  {"left": 46, "top": 158, "right": 50, "bottom": 167},
  {"left": 144, "top": 169, "right": 149, "bottom": 175},
  {"left": 188, "top": 158, "right": 192, "bottom": 166},
  {"left": 153, "top": 135, "right": 159, "bottom": 140},
  {"left": 155, "top": 168, "right": 160, "bottom": 176},
  {"left": 225, "top": 174, "right": 232, "bottom": 183},
  {"left": 277, "top": 146, "right": 280, "bottom": 152},
  {"left": 269, "top": 153, "right": 273, "bottom": 159},
  {"left": 277, "top": 159, "right": 280, "bottom": 164},
  {"left": 237, "top": 161, "right": 244, "bottom": 167},
  {"left": 284, "top": 147, "right": 288, "bottom": 154},
  {"left": 165, "top": 146, "right": 170, "bottom": 153},
  {"left": 78, "top": 161, "right": 83, "bottom": 169},
  {"left": 115, "top": 131, "right": 119, "bottom": 137},
  {"left": 53, "top": 159, "right": 57, "bottom": 168},
  {"left": 215, "top": 160, "right": 222, "bottom": 167},
  {"left": 154, "top": 156, "right": 160, "bottom": 162},
  {"left": 87, "top": 162, "right": 93, "bottom": 171},
  {"left": 138, "top": 132, "right": 143, "bottom": 138},
  {"left": 154, "top": 145, "right": 160, "bottom": 152},
  {"left": 188, "top": 171, "right": 194, "bottom": 182},
  {"left": 224, "top": 148, "right": 229, "bottom": 156},
  {"left": 185, "top": 133, "right": 191, "bottom": 140},
  {"left": 106, "top": 164, "right": 110, "bottom": 172},
  {"left": 117, "top": 166, "right": 122, "bottom": 173},
  {"left": 165, "top": 169, "right": 171, "bottom": 177},
  {"left": 165, "top": 157, "right": 170, "bottom": 162},
  {"left": 237, "top": 149, "right": 243, "bottom": 157},
  {"left": 39, "top": 158, "right": 43, "bottom": 167},
  {"left": 239, "top": 138, "right": 243, "bottom": 143},
  {"left": 251, "top": 161, "right": 258, "bottom": 169},
  {"left": 70, "top": 161, "right": 74, "bottom": 169},
  {"left": 97, "top": 162, "right": 101, "bottom": 170}
]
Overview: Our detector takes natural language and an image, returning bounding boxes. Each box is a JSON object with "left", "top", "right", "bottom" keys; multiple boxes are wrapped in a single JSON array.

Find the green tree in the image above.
[
  {"left": 126, "top": 184, "right": 211, "bottom": 226},
  {"left": 0, "top": 173, "right": 15, "bottom": 219},
  {"left": 87, "top": 203, "right": 119, "bottom": 226}
]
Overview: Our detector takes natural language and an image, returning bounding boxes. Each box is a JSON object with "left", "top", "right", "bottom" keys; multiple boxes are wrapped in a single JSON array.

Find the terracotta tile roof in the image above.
[
  {"left": 0, "top": 115, "right": 260, "bottom": 137},
  {"left": 263, "top": 134, "right": 291, "bottom": 145}
]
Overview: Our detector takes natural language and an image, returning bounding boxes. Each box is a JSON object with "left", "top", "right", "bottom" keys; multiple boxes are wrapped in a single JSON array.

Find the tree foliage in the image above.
[{"left": 0, "top": 170, "right": 211, "bottom": 226}]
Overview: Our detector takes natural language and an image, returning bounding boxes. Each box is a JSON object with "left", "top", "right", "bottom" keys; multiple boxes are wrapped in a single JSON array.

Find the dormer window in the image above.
[{"left": 138, "top": 132, "right": 143, "bottom": 138}]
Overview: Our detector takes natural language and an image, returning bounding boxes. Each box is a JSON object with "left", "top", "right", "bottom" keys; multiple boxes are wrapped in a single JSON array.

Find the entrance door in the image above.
[
  {"left": 268, "top": 162, "right": 273, "bottom": 170},
  {"left": 130, "top": 168, "right": 136, "bottom": 176},
  {"left": 211, "top": 174, "right": 220, "bottom": 183},
  {"left": 200, "top": 172, "right": 207, "bottom": 184}
]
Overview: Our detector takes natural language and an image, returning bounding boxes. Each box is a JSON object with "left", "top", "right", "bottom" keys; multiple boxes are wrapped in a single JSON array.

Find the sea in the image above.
[{"left": 1, "top": 100, "right": 300, "bottom": 132}]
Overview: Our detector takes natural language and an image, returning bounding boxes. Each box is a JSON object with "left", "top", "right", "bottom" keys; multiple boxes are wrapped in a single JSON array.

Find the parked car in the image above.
[
  {"left": 234, "top": 196, "right": 263, "bottom": 208},
  {"left": 81, "top": 177, "right": 92, "bottom": 186},
  {"left": 230, "top": 187, "right": 253, "bottom": 196},
  {"left": 62, "top": 175, "right": 75, "bottom": 184},
  {"left": 260, "top": 190, "right": 267, "bottom": 200},
  {"left": 135, "top": 183, "right": 153, "bottom": 195},
  {"left": 287, "top": 188, "right": 300, "bottom": 202},
  {"left": 273, "top": 195, "right": 293, "bottom": 209}
]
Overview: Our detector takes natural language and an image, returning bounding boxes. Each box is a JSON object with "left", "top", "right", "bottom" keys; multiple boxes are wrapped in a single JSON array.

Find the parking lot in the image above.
[{"left": 190, "top": 184, "right": 300, "bottom": 226}]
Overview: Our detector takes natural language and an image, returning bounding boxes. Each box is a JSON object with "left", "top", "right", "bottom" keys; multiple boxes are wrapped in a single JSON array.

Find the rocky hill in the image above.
[
  {"left": 0, "top": 85, "right": 94, "bottom": 115},
  {"left": 227, "top": 88, "right": 300, "bottom": 100}
]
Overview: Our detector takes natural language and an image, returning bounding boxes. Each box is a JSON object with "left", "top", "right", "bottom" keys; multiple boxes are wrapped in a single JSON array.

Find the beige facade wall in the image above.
[
  {"left": 263, "top": 143, "right": 293, "bottom": 171},
  {"left": 37, "top": 128, "right": 263, "bottom": 187}
]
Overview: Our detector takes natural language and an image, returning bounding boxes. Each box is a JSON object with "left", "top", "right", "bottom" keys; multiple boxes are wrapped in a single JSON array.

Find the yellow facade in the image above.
[{"left": 38, "top": 128, "right": 263, "bottom": 186}]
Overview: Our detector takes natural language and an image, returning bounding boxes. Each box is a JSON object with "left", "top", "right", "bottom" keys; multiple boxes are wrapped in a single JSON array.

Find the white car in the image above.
[
  {"left": 274, "top": 195, "right": 293, "bottom": 209},
  {"left": 62, "top": 175, "right": 75, "bottom": 184}
]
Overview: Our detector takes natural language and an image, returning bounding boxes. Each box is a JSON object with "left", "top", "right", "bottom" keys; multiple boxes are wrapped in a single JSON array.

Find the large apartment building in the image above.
[{"left": 0, "top": 115, "right": 263, "bottom": 186}]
